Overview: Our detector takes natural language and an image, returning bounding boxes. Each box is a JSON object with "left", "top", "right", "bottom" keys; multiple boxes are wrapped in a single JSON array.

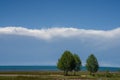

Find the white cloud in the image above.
[
  {"left": 0, "top": 26, "right": 120, "bottom": 41},
  {"left": 0, "top": 26, "right": 120, "bottom": 67}
]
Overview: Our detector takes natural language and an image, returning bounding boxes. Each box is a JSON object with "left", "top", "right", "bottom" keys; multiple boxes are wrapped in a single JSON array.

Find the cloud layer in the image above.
[
  {"left": 0, "top": 26, "right": 120, "bottom": 67},
  {"left": 0, "top": 27, "right": 120, "bottom": 41}
]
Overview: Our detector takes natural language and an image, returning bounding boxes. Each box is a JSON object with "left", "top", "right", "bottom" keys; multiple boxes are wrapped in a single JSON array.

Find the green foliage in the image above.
[
  {"left": 105, "top": 70, "right": 113, "bottom": 77},
  {"left": 86, "top": 54, "right": 99, "bottom": 75},
  {"left": 57, "top": 50, "right": 75, "bottom": 76},
  {"left": 0, "top": 71, "right": 120, "bottom": 80},
  {"left": 73, "top": 54, "right": 82, "bottom": 71}
]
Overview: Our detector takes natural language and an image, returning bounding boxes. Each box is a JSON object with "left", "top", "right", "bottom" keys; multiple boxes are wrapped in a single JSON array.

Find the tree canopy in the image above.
[
  {"left": 86, "top": 54, "right": 99, "bottom": 75},
  {"left": 57, "top": 51, "right": 99, "bottom": 76},
  {"left": 57, "top": 50, "right": 75, "bottom": 76},
  {"left": 73, "top": 54, "right": 82, "bottom": 71}
]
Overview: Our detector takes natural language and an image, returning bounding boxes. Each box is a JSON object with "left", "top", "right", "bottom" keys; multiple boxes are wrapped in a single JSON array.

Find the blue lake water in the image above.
[{"left": 0, "top": 66, "right": 119, "bottom": 72}]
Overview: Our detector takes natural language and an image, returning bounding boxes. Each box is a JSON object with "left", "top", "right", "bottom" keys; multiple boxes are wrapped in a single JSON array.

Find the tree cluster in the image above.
[{"left": 57, "top": 50, "right": 99, "bottom": 76}]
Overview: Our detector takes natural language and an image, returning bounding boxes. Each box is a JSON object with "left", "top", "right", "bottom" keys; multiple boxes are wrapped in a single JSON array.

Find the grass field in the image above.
[{"left": 0, "top": 71, "right": 119, "bottom": 80}]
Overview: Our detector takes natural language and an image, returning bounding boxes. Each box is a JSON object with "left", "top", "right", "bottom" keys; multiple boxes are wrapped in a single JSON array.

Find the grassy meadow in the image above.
[{"left": 0, "top": 71, "right": 120, "bottom": 80}]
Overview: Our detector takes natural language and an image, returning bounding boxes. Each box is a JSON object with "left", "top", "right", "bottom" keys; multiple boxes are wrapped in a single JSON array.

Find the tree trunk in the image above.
[
  {"left": 64, "top": 70, "right": 68, "bottom": 76},
  {"left": 73, "top": 70, "right": 76, "bottom": 76},
  {"left": 90, "top": 72, "right": 92, "bottom": 75},
  {"left": 90, "top": 72, "right": 94, "bottom": 76}
]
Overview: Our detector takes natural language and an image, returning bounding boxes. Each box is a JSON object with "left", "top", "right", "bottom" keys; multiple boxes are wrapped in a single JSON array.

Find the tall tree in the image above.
[
  {"left": 73, "top": 54, "right": 82, "bottom": 75},
  {"left": 86, "top": 54, "right": 99, "bottom": 75},
  {"left": 57, "top": 50, "right": 75, "bottom": 76}
]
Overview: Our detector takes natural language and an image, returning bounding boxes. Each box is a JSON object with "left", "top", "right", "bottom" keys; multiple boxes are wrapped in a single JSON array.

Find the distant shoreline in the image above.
[{"left": 0, "top": 66, "right": 119, "bottom": 72}]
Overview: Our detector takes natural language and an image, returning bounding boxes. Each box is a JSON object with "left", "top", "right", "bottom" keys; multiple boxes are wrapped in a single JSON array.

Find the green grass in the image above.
[{"left": 0, "top": 71, "right": 119, "bottom": 80}]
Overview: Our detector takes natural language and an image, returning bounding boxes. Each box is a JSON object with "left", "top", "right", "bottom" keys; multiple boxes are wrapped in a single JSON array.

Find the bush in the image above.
[{"left": 105, "top": 70, "right": 113, "bottom": 77}]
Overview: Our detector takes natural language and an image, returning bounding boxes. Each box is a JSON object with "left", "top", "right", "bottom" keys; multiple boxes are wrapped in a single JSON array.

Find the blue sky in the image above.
[{"left": 0, "top": 0, "right": 120, "bottom": 67}]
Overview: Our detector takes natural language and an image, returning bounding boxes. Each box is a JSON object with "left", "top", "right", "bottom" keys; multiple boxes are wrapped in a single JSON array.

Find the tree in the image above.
[
  {"left": 57, "top": 50, "right": 75, "bottom": 76},
  {"left": 73, "top": 54, "right": 82, "bottom": 75},
  {"left": 86, "top": 54, "right": 99, "bottom": 75}
]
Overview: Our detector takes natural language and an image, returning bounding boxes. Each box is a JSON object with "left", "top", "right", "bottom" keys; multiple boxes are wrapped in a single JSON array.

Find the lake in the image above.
[{"left": 0, "top": 66, "right": 119, "bottom": 72}]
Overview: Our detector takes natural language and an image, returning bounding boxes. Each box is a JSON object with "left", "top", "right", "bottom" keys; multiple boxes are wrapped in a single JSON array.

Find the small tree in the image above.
[
  {"left": 73, "top": 54, "right": 82, "bottom": 75},
  {"left": 86, "top": 54, "right": 99, "bottom": 75},
  {"left": 57, "top": 50, "right": 75, "bottom": 76}
]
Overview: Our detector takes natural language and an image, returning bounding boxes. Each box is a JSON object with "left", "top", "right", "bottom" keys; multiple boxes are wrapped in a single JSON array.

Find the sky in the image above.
[{"left": 0, "top": 0, "right": 120, "bottom": 67}]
